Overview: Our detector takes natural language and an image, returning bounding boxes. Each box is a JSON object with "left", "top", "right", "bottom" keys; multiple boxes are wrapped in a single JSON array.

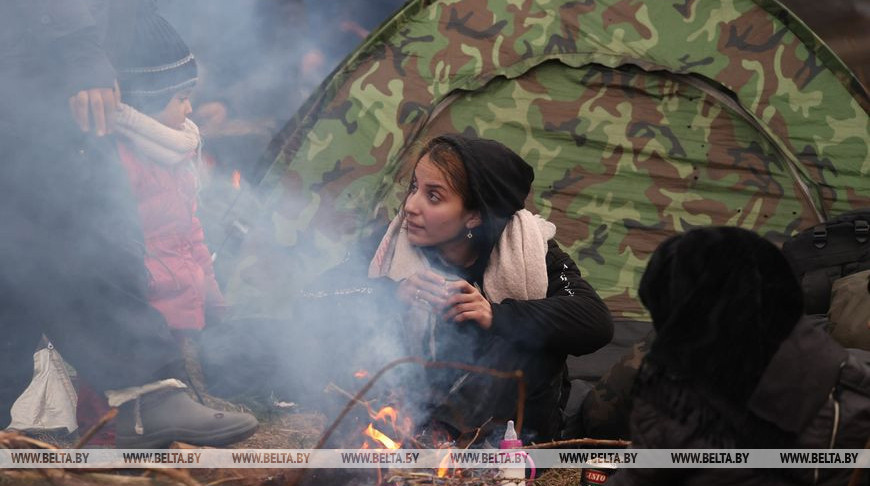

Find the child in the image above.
[
  {"left": 74, "top": 9, "right": 226, "bottom": 443},
  {"left": 110, "top": 10, "right": 224, "bottom": 335}
]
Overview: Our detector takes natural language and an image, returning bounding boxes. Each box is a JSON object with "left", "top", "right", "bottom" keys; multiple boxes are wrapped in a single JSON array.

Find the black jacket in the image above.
[
  {"left": 427, "top": 239, "right": 613, "bottom": 442},
  {"left": 490, "top": 239, "right": 614, "bottom": 356},
  {"left": 299, "top": 235, "right": 613, "bottom": 442}
]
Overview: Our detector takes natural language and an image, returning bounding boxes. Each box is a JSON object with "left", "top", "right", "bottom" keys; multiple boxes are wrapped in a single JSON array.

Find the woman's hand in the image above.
[
  {"left": 397, "top": 270, "right": 449, "bottom": 309},
  {"left": 443, "top": 280, "right": 493, "bottom": 330}
]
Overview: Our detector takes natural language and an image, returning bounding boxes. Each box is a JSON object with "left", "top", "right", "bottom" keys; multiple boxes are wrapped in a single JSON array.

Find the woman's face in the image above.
[{"left": 403, "top": 154, "right": 480, "bottom": 248}]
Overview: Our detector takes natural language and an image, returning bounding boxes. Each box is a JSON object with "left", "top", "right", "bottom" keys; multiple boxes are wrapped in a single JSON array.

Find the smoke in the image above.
[
  {"left": 0, "top": 0, "right": 413, "bottom": 435},
  {"left": 157, "top": 0, "right": 402, "bottom": 127},
  {"left": 152, "top": 0, "right": 419, "bottom": 423}
]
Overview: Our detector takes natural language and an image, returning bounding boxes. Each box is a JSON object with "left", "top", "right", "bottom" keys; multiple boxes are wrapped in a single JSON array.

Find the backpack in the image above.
[
  {"left": 782, "top": 209, "right": 870, "bottom": 315},
  {"left": 828, "top": 269, "right": 870, "bottom": 351}
]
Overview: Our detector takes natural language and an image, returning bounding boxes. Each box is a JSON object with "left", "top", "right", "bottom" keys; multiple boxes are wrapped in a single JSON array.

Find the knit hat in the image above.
[
  {"left": 433, "top": 134, "right": 533, "bottom": 219},
  {"left": 110, "top": 7, "right": 198, "bottom": 114}
]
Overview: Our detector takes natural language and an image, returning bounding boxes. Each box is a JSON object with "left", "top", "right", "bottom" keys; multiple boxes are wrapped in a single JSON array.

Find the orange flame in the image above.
[
  {"left": 372, "top": 406, "right": 398, "bottom": 424},
  {"left": 231, "top": 170, "right": 241, "bottom": 190},
  {"left": 363, "top": 423, "right": 400, "bottom": 449},
  {"left": 436, "top": 450, "right": 452, "bottom": 478},
  {"left": 353, "top": 369, "right": 369, "bottom": 379}
]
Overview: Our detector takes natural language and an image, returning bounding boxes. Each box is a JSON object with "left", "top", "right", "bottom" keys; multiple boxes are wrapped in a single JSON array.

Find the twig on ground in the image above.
[
  {"left": 0, "top": 430, "right": 59, "bottom": 450},
  {"left": 73, "top": 408, "right": 118, "bottom": 449},
  {"left": 1, "top": 470, "right": 192, "bottom": 485},
  {"left": 204, "top": 476, "right": 244, "bottom": 486},
  {"left": 148, "top": 468, "right": 202, "bottom": 486},
  {"left": 525, "top": 438, "right": 631, "bottom": 449},
  {"left": 464, "top": 417, "right": 493, "bottom": 449},
  {"left": 324, "top": 382, "right": 376, "bottom": 414},
  {"left": 36, "top": 467, "right": 65, "bottom": 486}
]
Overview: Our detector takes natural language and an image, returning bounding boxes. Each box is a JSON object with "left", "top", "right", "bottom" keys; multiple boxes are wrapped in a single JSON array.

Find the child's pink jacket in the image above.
[{"left": 117, "top": 141, "right": 222, "bottom": 330}]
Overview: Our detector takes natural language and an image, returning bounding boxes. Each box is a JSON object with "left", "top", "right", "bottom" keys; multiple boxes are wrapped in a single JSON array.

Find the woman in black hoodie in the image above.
[{"left": 369, "top": 134, "right": 613, "bottom": 442}]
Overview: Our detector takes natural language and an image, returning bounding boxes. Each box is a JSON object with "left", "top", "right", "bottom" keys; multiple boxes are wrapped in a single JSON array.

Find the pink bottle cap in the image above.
[{"left": 499, "top": 439, "right": 523, "bottom": 448}]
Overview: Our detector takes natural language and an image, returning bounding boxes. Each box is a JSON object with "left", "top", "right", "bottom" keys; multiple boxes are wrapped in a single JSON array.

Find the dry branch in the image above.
[
  {"left": 0, "top": 470, "right": 185, "bottom": 486},
  {"left": 386, "top": 469, "right": 521, "bottom": 486},
  {"left": 148, "top": 468, "right": 203, "bottom": 486},
  {"left": 72, "top": 408, "right": 118, "bottom": 449},
  {"left": 525, "top": 438, "right": 631, "bottom": 449},
  {"left": 0, "top": 431, "right": 59, "bottom": 450},
  {"left": 204, "top": 477, "right": 245, "bottom": 486},
  {"left": 464, "top": 418, "right": 493, "bottom": 450}
]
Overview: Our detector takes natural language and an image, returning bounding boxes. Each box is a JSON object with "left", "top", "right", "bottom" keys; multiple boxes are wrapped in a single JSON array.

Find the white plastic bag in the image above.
[{"left": 8, "top": 343, "right": 78, "bottom": 433}]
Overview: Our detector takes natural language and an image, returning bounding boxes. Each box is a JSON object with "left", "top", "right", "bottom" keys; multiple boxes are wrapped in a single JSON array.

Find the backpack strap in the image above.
[
  {"left": 801, "top": 268, "right": 838, "bottom": 315},
  {"left": 855, "top": 219, "right": 869, "bottom": 244},
  {"left": 839, "top": 351, "right": 870, "bottom": 396},
  {"left": 813, "top": 224, "right": 827, "bottom": 249}
]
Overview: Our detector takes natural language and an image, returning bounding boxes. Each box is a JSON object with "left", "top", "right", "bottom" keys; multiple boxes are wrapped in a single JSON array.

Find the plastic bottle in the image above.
[{"left": 499, "top": 420, "right": 525, "bottom": 485}]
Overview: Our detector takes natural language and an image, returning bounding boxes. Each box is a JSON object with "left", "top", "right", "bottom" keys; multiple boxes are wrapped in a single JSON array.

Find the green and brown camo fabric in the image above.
[{"left": 228, "top": 0, "right": 869, "bottom": 320}]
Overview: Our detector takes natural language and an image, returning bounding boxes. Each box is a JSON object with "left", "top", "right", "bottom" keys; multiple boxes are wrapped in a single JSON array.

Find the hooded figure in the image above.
[
  {"left": 369, "top": 133, "right": 613, "bottom": 442},
  {"left": 613, "top": 226, "right": 870, "bottom": 486}
]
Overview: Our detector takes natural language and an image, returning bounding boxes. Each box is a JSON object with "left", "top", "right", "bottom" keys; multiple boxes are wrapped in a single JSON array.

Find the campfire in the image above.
[
  {"left": 313, "top": 359, "right": 531, "bottom": 485},
  {"left": 359, "top": 406, "right": 407, "bottom": 450}
]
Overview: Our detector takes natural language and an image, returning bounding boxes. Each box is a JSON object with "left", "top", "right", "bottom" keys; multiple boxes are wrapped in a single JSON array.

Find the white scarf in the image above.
[
  {"left": 113, "top": 103, "right": 200, "bottom": 165},
  {"left": 368, "top": 209, "right": 556, "bottom": 356}
]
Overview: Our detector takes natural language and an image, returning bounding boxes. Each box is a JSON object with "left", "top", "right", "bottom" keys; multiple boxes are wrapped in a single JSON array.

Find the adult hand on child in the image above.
[
  {"left": 397, "top": 270, "right": 449, "bottom": 310},
  {"left": 443, "top": 280, "right": 493, "bottom": 330},
  {"left": 68, "top": 81, "right": 120, "bottom": 136}
]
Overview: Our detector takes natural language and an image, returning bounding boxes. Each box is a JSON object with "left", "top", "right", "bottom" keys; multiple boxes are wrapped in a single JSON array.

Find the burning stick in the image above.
[
  {"left": 313, "top": 357, "right": 525, "bottom": 451},
  {"left": 364, "top": 423, "right": 400, "bottom": 449},
  {"left": 326, "top": 382, "right": 424, "bottom": 448},
  {"left": 290, "top": 357, "right": 525, "bottom": 486}
]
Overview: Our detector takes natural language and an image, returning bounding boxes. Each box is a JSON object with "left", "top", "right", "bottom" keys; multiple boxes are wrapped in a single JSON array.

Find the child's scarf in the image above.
[
  {"left": 368, "top": 209, "right": 556, "bottom": 357},
  {"left": 113, "top": 103, "right": 200, "bottom": 165}
]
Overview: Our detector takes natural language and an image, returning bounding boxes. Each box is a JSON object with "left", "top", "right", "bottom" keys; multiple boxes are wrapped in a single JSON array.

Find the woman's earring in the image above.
[{"left": 466, "top": 230, "right": 473, "bottom": 239}]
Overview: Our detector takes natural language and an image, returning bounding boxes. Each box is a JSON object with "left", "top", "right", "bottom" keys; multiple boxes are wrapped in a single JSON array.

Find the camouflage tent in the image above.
[{"left": 225, "top": 0, "right": 869, "bottom": 320}]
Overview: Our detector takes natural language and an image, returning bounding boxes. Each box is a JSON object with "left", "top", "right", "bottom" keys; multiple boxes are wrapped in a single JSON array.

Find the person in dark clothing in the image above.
[
  {"left": 612, "top": 227, "right": 870, "bottom": 486},
  {"left": 369, "top": 134, "right": 614, "bottom": 442},
  {"left": 0, "top": 0, "right": 256, "bottom": 447}
]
